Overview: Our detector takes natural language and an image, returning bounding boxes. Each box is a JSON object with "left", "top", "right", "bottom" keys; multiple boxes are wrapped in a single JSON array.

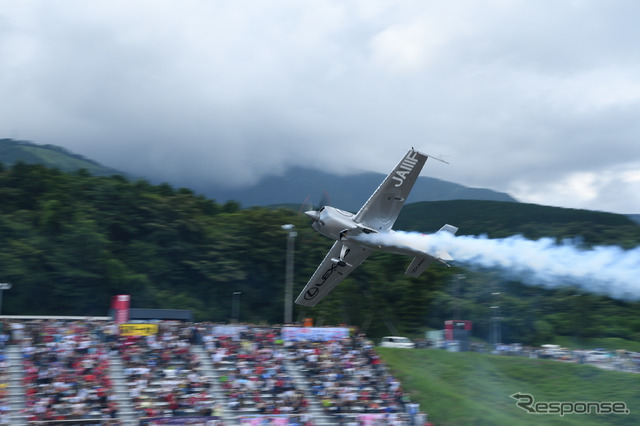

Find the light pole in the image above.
[
  {"left": 0, "top": 283, "right": 11, "bottom": 316},
  {"left": 282, "top": 224, "right": 297, "bottom": 324},
  {"left": 232, "top": 291, "right": 242, "bottom": 323},
  {"left": 491, "top": 292, "right": 501, "bottom": 347},
  {"left": 453, "top": 274, "right": 465, "bottom": 319}
]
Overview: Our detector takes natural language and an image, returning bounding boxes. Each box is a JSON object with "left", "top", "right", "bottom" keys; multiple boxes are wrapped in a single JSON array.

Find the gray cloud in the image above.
[{"left": 2, "top": 0, "right": 640, "bottom": 213}]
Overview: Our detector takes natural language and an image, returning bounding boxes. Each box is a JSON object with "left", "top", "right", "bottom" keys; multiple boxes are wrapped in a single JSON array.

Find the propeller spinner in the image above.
[{"left": 305, "top": 210, "right": 321, "bottom": 222}]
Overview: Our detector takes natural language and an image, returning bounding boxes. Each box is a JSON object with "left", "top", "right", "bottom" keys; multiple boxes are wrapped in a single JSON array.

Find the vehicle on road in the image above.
[{"left": 380, "top": 336, "right": 416, "bottom": 349}]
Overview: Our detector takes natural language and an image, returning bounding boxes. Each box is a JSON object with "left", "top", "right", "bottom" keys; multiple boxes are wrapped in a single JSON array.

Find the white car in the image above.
[
  {"left": 586, "top": 350, "right": 609, "bottom": 362},
  {"left": 380, "top": 336, "right": 415, "bottom": 349}
]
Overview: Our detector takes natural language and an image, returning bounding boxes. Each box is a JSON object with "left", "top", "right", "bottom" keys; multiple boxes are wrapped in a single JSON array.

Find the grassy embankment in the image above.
[{"left": 378, "top": 348, "right": 639, "bottom": 426}]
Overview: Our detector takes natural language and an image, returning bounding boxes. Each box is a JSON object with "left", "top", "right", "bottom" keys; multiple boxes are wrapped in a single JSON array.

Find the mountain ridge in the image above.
[
  {"left": 0, "top": 138, "right": 518, "bottom": 211},
  {"left": 203, "top": 166, "right": 518, "bottom": 212},
  {"left": 6, "top": 139, "right": 639, "bottom": 222}
]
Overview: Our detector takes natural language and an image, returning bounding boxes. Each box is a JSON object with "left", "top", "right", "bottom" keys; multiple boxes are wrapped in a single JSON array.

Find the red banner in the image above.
[{"left": 111, "top": 294, "right": 130, "bottom": 324}]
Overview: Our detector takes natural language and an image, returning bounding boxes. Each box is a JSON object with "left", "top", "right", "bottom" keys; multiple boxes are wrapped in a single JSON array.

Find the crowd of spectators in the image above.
[
  {"left": 1, "top": 319, "right": 430, "bottom": 425},
  {"left": 288, "top": 334, "right": 428, "bottom": 425},
  {"left": 0, "top": 347, "right": 9, "bottom": 424},
  {"left": 205, "top": 327, "right": 313, "bottom": 425},
  {"left": 18, "top": 320, "right": 118, "bottom": 423},
  {"left": 115, "top": 322, "right": 218, "bottom": 418}
]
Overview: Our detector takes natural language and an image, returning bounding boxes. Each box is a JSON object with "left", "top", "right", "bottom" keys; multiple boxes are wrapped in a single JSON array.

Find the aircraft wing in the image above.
[
  {"left": 295, "top": 241, "right": 373, "bottom": 307},
  {"left": 354, "top": 149, "right": 429, "bottom": 232}
]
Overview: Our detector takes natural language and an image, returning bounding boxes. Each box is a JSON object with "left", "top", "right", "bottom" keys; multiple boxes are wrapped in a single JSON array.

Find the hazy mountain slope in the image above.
[
  {"left": 5, "top": 139, "right": 639, "bottom": 220},
  {"left": 0, "top": 138, "right": 516, "bottom": 209},
  {"left": 0, "top": 139, "right": 122, "bottom": 176},
  {"left": 206, "top": 167, "right": 517, "bottom": 211}
]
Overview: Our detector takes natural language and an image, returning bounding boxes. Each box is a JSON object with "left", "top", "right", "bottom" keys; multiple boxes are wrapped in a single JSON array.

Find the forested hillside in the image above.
[{"left": 1, "top": 161, "right": 639, "bottom": 345}]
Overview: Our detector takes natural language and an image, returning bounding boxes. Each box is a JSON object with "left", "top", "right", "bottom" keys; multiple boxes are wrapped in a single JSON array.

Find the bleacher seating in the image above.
[
  {"left": 205, "top": 327, "right": 311, "bottom": 419},
  {"left": 1, "top": 319, "right": 429, "bottom": 425},
  {"left": 19, "top": 320, "right": 117, "bottom": 422},
  {"left": 0, "top": 348, "right": 10, "bottom": 424},
  {"left": 288, "top": 334, "right": 424, "bottom": 424},
  {"left": 116, "top": 322, "right": 216, "bottom": 418}
]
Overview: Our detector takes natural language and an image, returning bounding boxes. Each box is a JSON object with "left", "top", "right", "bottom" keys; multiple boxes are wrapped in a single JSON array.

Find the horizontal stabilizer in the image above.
[
  {"left": 436, "top": 250, "right": 454, "bottom": 262},
  {"left": 435, "top": 224, "right": 456, "bottom": 265},
  {"left": 405, "top": 256, "right": 435, "bottom": 277},
  {"left": 437, "top": 224, "right": 458, "bottom": 235}
]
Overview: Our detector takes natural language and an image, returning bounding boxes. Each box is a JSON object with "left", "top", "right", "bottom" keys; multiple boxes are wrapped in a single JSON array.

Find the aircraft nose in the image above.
[{"left": 305, "top": 210, "right": 320, "bottom": 222}]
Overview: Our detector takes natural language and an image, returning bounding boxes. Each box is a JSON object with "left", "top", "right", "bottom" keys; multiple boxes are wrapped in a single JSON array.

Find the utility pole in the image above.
[
  {"left": 282, "top": 224, "right": 296, "bottom": 324},
  {"left": 491, "top": 291, "right": 501, "bottom": 347},
  {"left": 232, "top": 291, "right": 242, "bottom": 323},
  {"left": 454, "top": 274, "right": 465, "bottom": 319}
]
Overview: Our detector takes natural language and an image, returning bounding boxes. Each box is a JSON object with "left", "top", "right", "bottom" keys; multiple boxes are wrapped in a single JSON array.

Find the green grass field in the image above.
[{"left": 377, "top": 348, "right": 639, "bottom": 425}]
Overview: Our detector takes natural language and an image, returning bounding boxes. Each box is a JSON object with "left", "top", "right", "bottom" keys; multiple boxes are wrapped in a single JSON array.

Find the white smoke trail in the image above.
[{"left": 357, "top": 231, "right": 640, "bottom": 301}]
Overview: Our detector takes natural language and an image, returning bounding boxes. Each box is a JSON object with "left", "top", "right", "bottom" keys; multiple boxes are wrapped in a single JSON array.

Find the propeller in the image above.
[{"left": 299, "top": 190, "right": 331, "bottom": 219}]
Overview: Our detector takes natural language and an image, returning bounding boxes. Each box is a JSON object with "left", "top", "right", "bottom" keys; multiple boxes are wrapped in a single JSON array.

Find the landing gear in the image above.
[{"left": 331, "top": 244, "right": 352, "bottom": 267}]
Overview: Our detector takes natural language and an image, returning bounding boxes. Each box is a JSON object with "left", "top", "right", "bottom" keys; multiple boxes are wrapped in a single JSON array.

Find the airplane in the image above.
[{"left": 295, "top": 148, "right": 458, "bottom": 307}]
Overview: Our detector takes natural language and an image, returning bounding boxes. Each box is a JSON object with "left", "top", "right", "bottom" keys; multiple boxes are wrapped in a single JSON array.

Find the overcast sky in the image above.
[{"left": 2, "top": 1, "right": 640, "bottom": 214}]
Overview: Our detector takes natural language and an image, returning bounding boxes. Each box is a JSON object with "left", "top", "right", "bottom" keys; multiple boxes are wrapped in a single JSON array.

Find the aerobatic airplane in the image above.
[{"left": 295, "top": 148, "right": 458, "bottom": 307}]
